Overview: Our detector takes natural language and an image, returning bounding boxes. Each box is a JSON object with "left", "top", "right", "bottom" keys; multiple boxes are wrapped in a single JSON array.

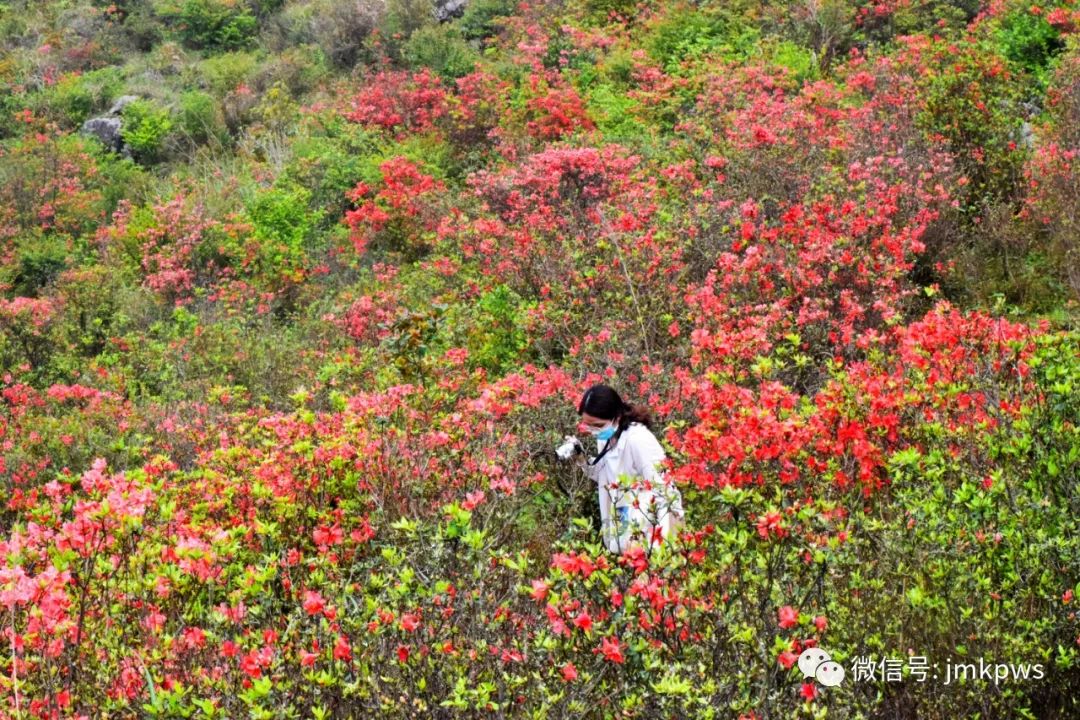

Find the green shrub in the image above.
[
  {"left": 0, "top": 91, "right": 22, "bottom": 141},
  {"left": 403, "top": 24, "right": 480, "bottom": 81},
  {"left": 7, "top": 234, "right": 70, "bottom": 297},
  {"left": 996, "top": 8, "right": 1066, "bottom": 89},
  {"left": 841, "top": 330, "right": 1080, "bottom": 717},
  {"left": 120, "top": 98, "right": 174, "bottom": 164},
  {"left": 582, "top": 0, "right": 640, "bottom": 21},
  {"left": 768, "top": 39, "right": 819, "bottom": 85},
  {"left": 0, "top": 4, "right": 28, "bottom": 44},
  {"left": 254, "top": 45, "right": 330, "bottom": 97},
  {"left": 159, "top": 0, "right": 259, "bottom": 51},
  {"left": 646, "top": 6, "right": 759, "bottom": 73},
  {"left": 54, "top": 264, "right": 131, "bottom": 359},
  {"left": 475, "top": 285, "right": 533, "bottom": 373},
  {"left": 36, "top": 67, "right": 125, "bottom": 128},
  {"left": 175, "top": 89, "right": 227, "bottom": 148},
  {"left": 245, "top": 184, "right": 323, "bottom": 278},
  {"left": 121, "top": 5, "right": 165, "bottom": 51},
  {"left": 279, "top": 119, "right": 381, "bottom": 221},
  {"left": 458, "top": 0, "right": 515, "bottom": 42},
  {"left": 376, "top": 0, "right": 436, "bottom": 62},
  {"left": 196, "top": 50, "right": 261, "bottom": 96},
  {"left": 92, "top": 146, "right": 155, "bottom": 218},
  {"left": 120, "top": 304, "right": 316, "bottom": 407},
  {"left": 598, "top": 47, "right": 635, "bottom": 86},
  {"left": 585, "top": 82, "right": 648, "bottom": 144},
  {"left": 440, "top": 284, "right": 535, "bottom": 374}
]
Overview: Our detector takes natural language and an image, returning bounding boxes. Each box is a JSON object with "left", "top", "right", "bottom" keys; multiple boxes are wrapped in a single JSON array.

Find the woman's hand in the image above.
[{"left": 556, "top": 435, "right": 583, "bottom": 460}]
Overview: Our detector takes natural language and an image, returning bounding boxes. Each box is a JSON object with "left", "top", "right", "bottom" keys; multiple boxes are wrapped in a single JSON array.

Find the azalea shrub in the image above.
[{"left": 1, "top": 309, "right": 1076, "bottom": 719}]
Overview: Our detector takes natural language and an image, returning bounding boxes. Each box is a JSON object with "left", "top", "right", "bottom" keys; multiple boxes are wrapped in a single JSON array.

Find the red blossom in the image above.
[
  {"left": 530, "top": 579, "right": 550, "bottom": 602},
  {"left": 302, "top": 590, "right": 326, "bottom": 616},
  {"left": 597, "top": 636, "right": 625, "bottom": 664},
  {"left": 333, "top": 634, "right": 351, "bottom": 661}
]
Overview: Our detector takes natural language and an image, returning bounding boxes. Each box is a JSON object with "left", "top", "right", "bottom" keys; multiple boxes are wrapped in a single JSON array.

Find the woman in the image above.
[{"left": 563, "top": 384, "right": 684, "bottom": 555}]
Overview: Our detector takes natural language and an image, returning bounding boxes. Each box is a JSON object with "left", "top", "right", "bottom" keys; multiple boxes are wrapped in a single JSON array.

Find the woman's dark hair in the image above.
[{"left": 577, "top": 384, "right": 653, "bottom": 431}]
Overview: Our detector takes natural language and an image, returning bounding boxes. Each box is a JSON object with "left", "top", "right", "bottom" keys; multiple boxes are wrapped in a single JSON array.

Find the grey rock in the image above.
[
  {"left": 434, "top": 0, "right": 468, "bottom": 22},
  {"left": 81, "top": 95, "right": 142, "bottom": 155},
  {"left": 108, "top": 95, "right": 140, "bottom": 116},
  {"left": 80, "top": 116, "right": 124, "bottom": 153}
]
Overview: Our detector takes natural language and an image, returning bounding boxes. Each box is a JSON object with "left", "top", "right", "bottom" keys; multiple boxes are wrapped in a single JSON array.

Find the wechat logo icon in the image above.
[{"left": 798, "top": 647, "right": 845, "bottom": 687}]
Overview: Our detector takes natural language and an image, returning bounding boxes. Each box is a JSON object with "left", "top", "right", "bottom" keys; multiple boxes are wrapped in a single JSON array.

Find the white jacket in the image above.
[{"left": 576, "top": 422, "right": 685, "bottom": 554}]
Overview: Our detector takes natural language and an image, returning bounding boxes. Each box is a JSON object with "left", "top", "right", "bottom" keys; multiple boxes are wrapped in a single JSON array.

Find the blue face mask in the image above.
[{"left": 592, "top": 424, "right": 616, "bottom": 441}]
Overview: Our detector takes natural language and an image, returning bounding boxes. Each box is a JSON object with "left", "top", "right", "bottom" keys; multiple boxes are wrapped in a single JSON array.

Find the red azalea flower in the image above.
[
  {"left": 530, "top": 579, "right": 549, "bottom": 602},
  {"left": 240, "top": 652, "right": 261, "bottom": 678},
  {"left": 561, "top": 662, "right": 578, "bottom": 681},
  {"left": 313, "top": 523, "right": 343, "bottom": 547},
  {"left": 756, "top": 511, "right": 785, "bottom": 539},
  {"left": 598, "top": 636, "right": 624, "bottom": 664},
  {"left": 302, "top": 590, "right": 325, "bottom": 616},
  {"left": 778, "top": 605, "right": 799, "bottom": 629},
  {"left": 333, "top": 634, "right": 351, "bottom": 661}
]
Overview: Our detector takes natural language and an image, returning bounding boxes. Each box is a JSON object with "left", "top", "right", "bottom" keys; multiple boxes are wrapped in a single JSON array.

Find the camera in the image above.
[{"left": 556, "top": 435, "right": 583, "bottom": 460}]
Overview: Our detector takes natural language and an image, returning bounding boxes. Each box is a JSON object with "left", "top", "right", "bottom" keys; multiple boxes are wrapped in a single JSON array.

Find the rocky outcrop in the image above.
[
  {"left": 434, "top": 0, "right": 468, "bottom": 22},
  {"left": 80, "top": 95, "right": 139, "bottom": 156},
  {"left": 80, "top": 116, "right": 124, "bottom": 153},
  {"left": 108, "top": 95, "right": 139, "bottom": 115}
]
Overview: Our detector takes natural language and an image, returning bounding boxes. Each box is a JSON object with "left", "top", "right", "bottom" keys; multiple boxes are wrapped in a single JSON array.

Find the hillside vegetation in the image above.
[{"left": 0, "top": 0, "right": 1079, "bottom": 718}]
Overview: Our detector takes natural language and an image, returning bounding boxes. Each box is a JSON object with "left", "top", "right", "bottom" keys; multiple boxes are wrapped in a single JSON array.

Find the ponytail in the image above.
[{"left": 618, "top": 401, "right": 652, "bottom": 430}]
